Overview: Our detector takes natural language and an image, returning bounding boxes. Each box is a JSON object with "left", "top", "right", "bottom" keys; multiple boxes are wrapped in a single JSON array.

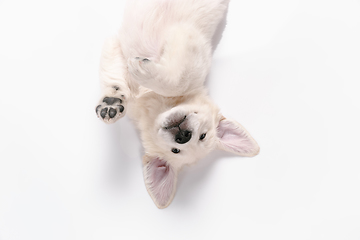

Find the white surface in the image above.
[{"left": 1, "top": 0, "right": 360, "bottom": 239}]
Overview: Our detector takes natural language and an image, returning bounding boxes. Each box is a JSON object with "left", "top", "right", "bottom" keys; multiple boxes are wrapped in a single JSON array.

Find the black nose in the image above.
[{"left": 175, "top": 130, "right": 192, "bottom": 144}]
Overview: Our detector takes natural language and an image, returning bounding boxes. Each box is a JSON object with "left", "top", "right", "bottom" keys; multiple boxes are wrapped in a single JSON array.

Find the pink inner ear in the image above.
[
  {"left": 144, "top": 158, "right": 176, "bottom": 208},
  {"left": 217, "top": 119, "right": 259, "bottom": 156}
]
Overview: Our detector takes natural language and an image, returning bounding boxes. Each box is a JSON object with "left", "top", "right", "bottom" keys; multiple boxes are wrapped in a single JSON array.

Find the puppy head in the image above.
[
  {"left": 142, "top": 95, "right": 260, "bottom": 209},
  {"left": 154, "top": 101, "right": 220, "bottom": 167}
]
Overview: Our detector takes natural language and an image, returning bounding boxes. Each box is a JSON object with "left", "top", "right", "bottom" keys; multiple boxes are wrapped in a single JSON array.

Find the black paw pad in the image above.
[
  {"left": 135, "top": 57, "right": 150, "bottom": 62},
  {"left": 100, "top": 108, "right": 108, "bottom": 119},
  {"left": 96, "top": 96, "right": 125, "bottom": 121},
  {"left": 109, "top": 108, "right": 117, "bottom": 118},
  {"left": 96, "top": 105, "right": 101, "bottom": 113},
  {"left": 103, "top": 97, "right": 122, "bottom": 105}
]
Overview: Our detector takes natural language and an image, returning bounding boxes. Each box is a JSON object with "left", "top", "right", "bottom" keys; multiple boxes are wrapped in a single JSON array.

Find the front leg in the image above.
[{"left": 96, "top": 35, "right": 130, "bottom": 124}]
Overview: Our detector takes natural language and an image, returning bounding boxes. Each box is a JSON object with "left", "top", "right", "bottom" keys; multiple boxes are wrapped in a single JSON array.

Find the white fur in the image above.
[{"left": 96, "top": 0, "right": 259, "bottom": 209}]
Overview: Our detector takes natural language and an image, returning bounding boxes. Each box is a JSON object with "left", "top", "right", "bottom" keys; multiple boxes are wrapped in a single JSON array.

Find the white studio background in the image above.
[{"left": 0, "top": 0, "right": 359, "bottom": 239}]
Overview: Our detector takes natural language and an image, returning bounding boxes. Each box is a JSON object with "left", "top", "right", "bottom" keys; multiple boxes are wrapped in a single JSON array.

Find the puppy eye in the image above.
[
  {"left": 172, "top": 148, "right": 180, "bottom": 154},
  {"left": 199, "top": 133, "right": 207, "bottom": 140}
]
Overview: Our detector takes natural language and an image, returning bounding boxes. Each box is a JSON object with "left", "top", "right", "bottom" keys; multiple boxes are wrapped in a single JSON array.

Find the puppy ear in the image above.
[
  {"left": 216, "top": 117, "right": 260, "bottom": 157},
  {"left": 143, "top": 155, "right": 177, "bottom": 209}
]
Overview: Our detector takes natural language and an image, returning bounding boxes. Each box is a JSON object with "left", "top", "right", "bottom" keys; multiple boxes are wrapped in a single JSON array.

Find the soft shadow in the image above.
[
  {"left": 205, "top": 4, "right": 229, "bottom": 88},
  {"left": 104, "top": 123, "right": 130, "bottom": 188},
  {"left": 211, "top": 5, "right": 229, "bottom": 53},
  {"left": 103, "top": 117, "right": 141, "bottom": 190},
  {"left": 172, "top": 150, "right": 243, "bottom": 208}
]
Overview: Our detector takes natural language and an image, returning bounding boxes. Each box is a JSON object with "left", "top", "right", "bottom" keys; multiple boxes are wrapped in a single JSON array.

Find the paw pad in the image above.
[
  {"left": 135, "top": 57, "right": 150, "bottom": 62},
  {"left": 96, "top": 97, "right": 125, "bottom": 123},
  {"left": 103, "top": 97, "right": 122, "bottom": 105}
]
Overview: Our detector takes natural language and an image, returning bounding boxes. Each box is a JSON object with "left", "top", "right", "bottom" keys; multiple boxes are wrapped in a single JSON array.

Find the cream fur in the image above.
[{"left": 96, "top": 0, "right": 259, "bottom": 209}]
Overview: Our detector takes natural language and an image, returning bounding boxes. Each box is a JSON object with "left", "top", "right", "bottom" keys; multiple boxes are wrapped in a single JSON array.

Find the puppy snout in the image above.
[{"left": 175, "top": 129, "right": 192, "bottom": 144}]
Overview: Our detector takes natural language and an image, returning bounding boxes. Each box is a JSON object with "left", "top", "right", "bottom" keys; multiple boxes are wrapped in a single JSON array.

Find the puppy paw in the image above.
[
  {"left": 96, "top": 96, "right": 126, "bottom": 124},
  {"left": 128, "top": 57, "right": 156, "bottom": 80},
  {"left": 135, "top": 57, "right": 150, "bottom": 62}
]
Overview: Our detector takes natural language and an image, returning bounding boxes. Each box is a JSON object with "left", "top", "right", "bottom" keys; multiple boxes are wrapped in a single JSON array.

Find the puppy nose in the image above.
[{"left": 175, "top": 130, "right": 192, "bottom": 144}]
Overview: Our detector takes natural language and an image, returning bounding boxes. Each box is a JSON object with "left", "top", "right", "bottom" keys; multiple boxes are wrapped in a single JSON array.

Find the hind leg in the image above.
[
  {"left": 127, "top": 57, "right": 158, "bottom": 84},
  {"left": 127, "top": 24, "right": 212, "bottom": 97}
]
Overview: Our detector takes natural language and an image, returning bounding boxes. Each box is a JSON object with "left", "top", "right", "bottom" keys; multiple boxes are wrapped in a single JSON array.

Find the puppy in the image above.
[{"left": 96, "top": 0, "right": 260, "bottom": 209}]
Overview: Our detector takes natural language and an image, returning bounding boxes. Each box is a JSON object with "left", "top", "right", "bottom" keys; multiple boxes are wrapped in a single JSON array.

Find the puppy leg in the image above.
[{"left": 96, "top": 36, "right": 130, "bottom": 124}]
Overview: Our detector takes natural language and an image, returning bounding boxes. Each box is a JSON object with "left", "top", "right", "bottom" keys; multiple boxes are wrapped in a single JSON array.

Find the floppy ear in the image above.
[
  {"left": 216, "top": 117, "right": 260, "bottom": 157},
  {"left": 143, "top": 155, "right": 177, "bottom": 209}
]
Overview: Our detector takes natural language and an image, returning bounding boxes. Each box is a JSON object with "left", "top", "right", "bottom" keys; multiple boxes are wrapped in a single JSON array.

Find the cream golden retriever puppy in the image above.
[{"left": 96, "top": 0, "right": 260, "bottom": 209}]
